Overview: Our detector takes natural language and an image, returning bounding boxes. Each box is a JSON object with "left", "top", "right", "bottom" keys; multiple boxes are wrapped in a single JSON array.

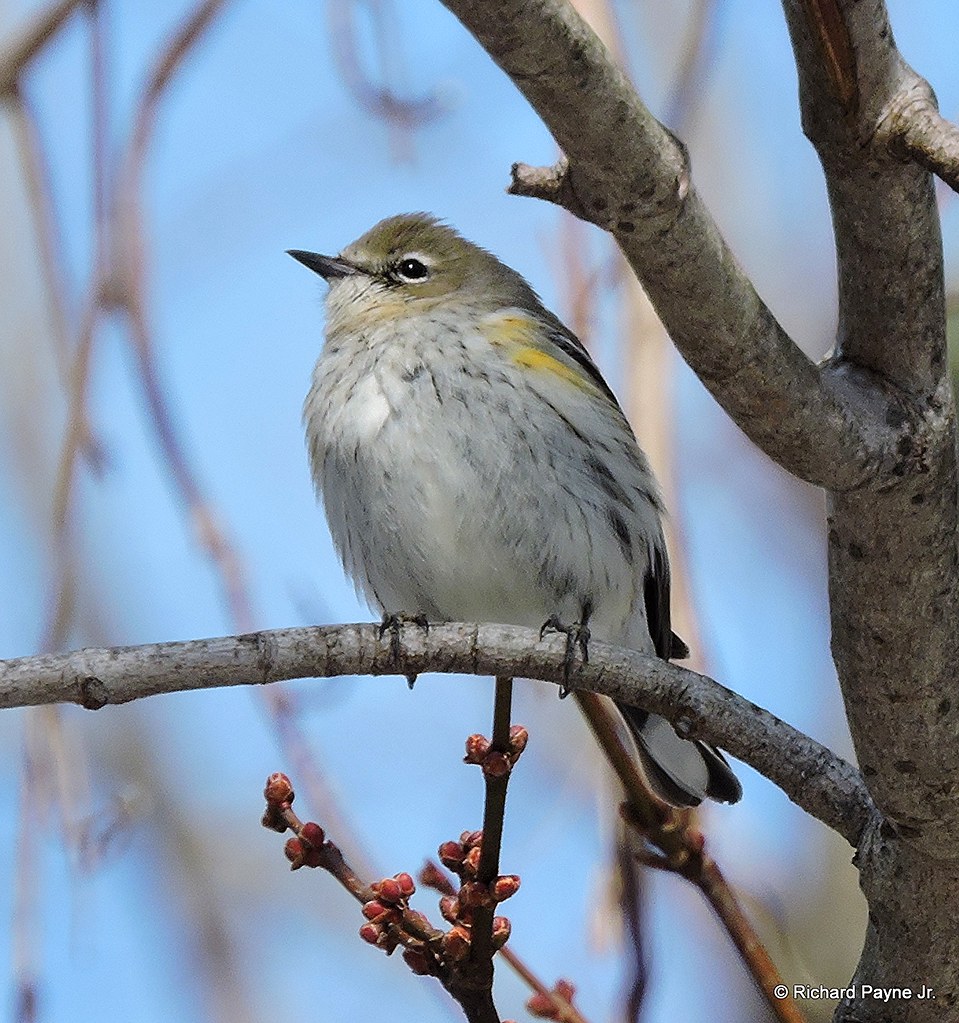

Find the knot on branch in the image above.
[{"left": 509, "top": 158, "right": 589, "bottom": 222}]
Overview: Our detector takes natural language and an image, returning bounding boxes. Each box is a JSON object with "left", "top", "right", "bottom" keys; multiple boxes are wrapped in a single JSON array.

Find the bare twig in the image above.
[
  {"left": 884, "top": 88, "right": 959, "bottom": 196},
  {"left": 0, "top": 621, "right": 875, "bottom": 846},
  {"left": 469, "top": 676, "right": 514, "bottom": 967},
  {"left": 6, "top": 87, "right": 76, "bottom": 384},
  {"left": 124, "top": 0, "right": 229, "bottom": 181},
  {"left": 0, "top": 0, "right": 85, "bottom": 94},
  {"left": 107, "top": 0, "right": 250, "bottom": 630},
  {"left": 326, "top": 0, "right": 443, "bottom": 160},
  {"left": 662, "top": 0, "right": 722, "bottom": 129},
  {"left": 40, "top": 286, "right": 104, "bottom": 652},
  {"left": 264, "top": 774, "right": 505, "bottom": 1023},
  {"left": 89, "top": 0, "right": 109, "bottom": 230},
  {"left": 575, "top": 694, "right": 805, "bottom": 1023},
  {"left": 421, "top": 860, "right": 591, "bottom": 1023}
]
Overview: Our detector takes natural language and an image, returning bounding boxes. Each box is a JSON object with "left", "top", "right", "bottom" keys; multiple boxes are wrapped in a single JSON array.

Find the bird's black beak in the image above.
[{"left": 287, "top": 250, "right": 359, "bottom": 280}]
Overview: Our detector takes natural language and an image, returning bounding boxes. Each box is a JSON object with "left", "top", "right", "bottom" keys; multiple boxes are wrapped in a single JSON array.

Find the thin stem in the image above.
[
  {"left": 475, "top": 676, "right": 514, "bottom": 883},
  {"left": 575, "top": 692, "right": 806, "bottom": 1023},
  {"left": 0, "top": 0, "right": 85, "bottom": 93},
  {"left": 470, "top": 675, "right": 514, "bottom": 967}
]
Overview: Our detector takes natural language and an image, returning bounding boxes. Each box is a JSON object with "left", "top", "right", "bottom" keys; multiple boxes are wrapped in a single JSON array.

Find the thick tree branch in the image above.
[
  {"left": 782, "top": 0, "right": 959, "bottom": 832},
  {"left": 438, "top": 0, "right": 921, "bottom": 493},
  {"left": 0, "top": 622, "right": 874, "bottom": 847},
  {"left": 425, "top": 2, "right": 959, "bottom": 1016},
  {"left": 781, "top": 2, "right": 959, "bottom": 1020}
]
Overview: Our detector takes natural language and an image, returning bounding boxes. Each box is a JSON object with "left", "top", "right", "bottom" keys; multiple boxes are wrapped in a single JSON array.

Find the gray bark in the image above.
[
  {"left": 432, "top": 1, "right": 959, "bottom": 1019},
  {"left": 0, "top": 621, "right": 871, "bottom": 845}
]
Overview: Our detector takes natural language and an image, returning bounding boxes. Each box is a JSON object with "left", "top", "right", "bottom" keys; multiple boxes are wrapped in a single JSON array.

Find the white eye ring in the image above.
[{"left": 395, "top": 256, "right": 430, "bottom": 282}]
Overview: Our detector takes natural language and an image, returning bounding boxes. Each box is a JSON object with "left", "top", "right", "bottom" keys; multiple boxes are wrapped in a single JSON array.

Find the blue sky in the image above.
[{"left": 0, "top": 2, "right": 957, "bottom": 1021}]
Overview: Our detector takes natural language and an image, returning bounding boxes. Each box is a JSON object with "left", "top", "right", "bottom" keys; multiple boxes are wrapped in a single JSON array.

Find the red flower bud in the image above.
[
  {"left": 402, "top": 948, "right": 432, "bottom": 975},
  {"left": 362, "top": 900, "right": 390, "bottom": 920},
  {"left": 373, "top": 877, "right": 403, "bottom": 905},
  {"left": 264, "top": 772, "right": 294, "bottom": 805},
  {"left": 464, "top": 733, "right": 491, "bottom": 763},
  {"left": 459, "top": 881, "right": 493, "bottom": 908},
  {"left": 508, "top": 725, "right": 529, "bottom": 758},
  {"left": 359, "top": 922, "right": 382, "bottom": 945},
  {"left": 419, "top": 861, "right": 454, "bottom": 894},
  {"left": 461, "top": 846, "right": 481, "bottom": 878},
  {"left": 439, "top": 896, "right": 460, "bottom": 924},
  {"left": 555, "top": 979, "right": 576, "bottom": 1002},
  {"left": 300, "top": 821, "right": 325, "bottom": 848},
  {"left": 284, "top": 837, "right": 304, "bottom": 867},
  {"left": 394, "top": 872, "right": 416, "bottom": 897},
  {"left": 439, "top": 841, "right": 465, "bottom": 870},
  {"left": 491, "top": 915, "right": 512, "bottom": 949},
  {"left": 261, "top": 806, "right": 287, "bottom": 833},
  {"left": 442, "top": 925, "right": 471, "bottom": 962},
  {"left": 492, "top": 875, "right": 521, "bottom": 902},
  {"left": 527, "top": 993, "right": 559, "bottom": 1019}
]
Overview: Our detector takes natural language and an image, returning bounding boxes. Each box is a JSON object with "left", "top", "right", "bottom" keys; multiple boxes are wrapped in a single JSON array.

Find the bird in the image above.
[{"left": 291, "top": 212, "right": 741, "bottom": 807}]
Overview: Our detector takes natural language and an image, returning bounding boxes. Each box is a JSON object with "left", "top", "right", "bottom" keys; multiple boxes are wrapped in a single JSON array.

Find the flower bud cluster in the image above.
[
  {"left": 430, "top": 830, "right": 519, "bottom": 958},
  {"left": 358, "top": 873, "right": 423, "bottom": 959},
  {"left": 463, "top": 725, "right": 529, "bottom": 778}
]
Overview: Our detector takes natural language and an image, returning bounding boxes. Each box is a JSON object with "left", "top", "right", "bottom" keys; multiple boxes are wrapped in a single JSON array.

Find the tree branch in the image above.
[
  {"left": 0, "top": 622, "right": 874, "bottom": 847},
  {"left": 438, "top": 0, "right": 920, "bottom": 493},
  {"left": 782, "top": 0, "right": 959, "bottom": 830},
  {"left": 779, "top": 2, "right": 959, "bottom": 1019},
  {"left": 0, "top": 0, "right": 85, "bottom": 95},
  {"left": 882, "top": 85, "right": 959, "bottom": 196}
]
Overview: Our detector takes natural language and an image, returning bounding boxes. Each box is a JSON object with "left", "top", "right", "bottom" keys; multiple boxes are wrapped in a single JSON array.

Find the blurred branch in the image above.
[
  {"left": 12, "top": 718, "right": 44, "bottom": 1023},
  {"left": 326, "top": 0, "right": 444, "bottom": 160},
  {"left": 0, "top": 621, "right": 875, "bottom": 847},
  {"left": 123, "top": 0, "right": 229, "bottom": 188},
  {"left": 6, "top": 87, "right": 76, "bottom": 382},
  {"left": 663, "top": 0, "right": 722, "bottom": 129},
  {"left": 576, "top": 693, "right": 805, "bottom": 1023},
  {"left": 103, "top": 0, "right": 254, "bottom": 631},
  {"left": 0, "top": 0, "right": 85, "bottom": 94}
]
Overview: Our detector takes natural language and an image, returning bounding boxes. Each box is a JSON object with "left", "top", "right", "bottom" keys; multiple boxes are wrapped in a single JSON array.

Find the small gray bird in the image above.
[{"left": 293, "top": 213, "right": 741, "bottom": 806}]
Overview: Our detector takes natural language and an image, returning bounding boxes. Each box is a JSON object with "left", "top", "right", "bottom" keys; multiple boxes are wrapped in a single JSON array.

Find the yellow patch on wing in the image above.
[
  {"left": 512, "top": 345, "right": 592, "bottom": 390},
  {"left": 484, "top": 312, "right": 596, "bottom": 393}
]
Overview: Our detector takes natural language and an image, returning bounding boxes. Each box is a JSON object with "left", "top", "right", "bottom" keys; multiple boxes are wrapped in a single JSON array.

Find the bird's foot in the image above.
[
  {"left": 539, "top": 615, "right": 590, "bottom": 698},
  {"left": 379, "top": 612, "right": 430, "bottom": 689}
]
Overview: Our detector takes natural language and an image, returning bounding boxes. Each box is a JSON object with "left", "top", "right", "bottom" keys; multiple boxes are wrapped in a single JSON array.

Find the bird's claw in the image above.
[
  {"left": 540, "top": 615, "right": 590, "bottom": 698},
  {"left": 379, "top": 612, "right": 430, "bottom": 688}
]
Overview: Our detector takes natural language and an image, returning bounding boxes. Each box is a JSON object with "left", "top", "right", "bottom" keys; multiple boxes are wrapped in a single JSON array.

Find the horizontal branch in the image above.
[
  {"left": 438, "top": 0, "right": 917, "bottom": 492},
  {"left": 0, "top": 622, "right": 875, "bottom": 846}
]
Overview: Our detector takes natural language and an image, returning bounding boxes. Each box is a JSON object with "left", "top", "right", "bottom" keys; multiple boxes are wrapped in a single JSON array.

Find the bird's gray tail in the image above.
[{"left": 617, "top": 704, "right": 742, "bottom": 807}]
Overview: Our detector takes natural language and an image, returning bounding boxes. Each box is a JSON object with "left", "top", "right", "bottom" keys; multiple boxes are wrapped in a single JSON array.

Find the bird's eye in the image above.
[{"left": 396, "top": 258, "right": 429, "bottom": 282}]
